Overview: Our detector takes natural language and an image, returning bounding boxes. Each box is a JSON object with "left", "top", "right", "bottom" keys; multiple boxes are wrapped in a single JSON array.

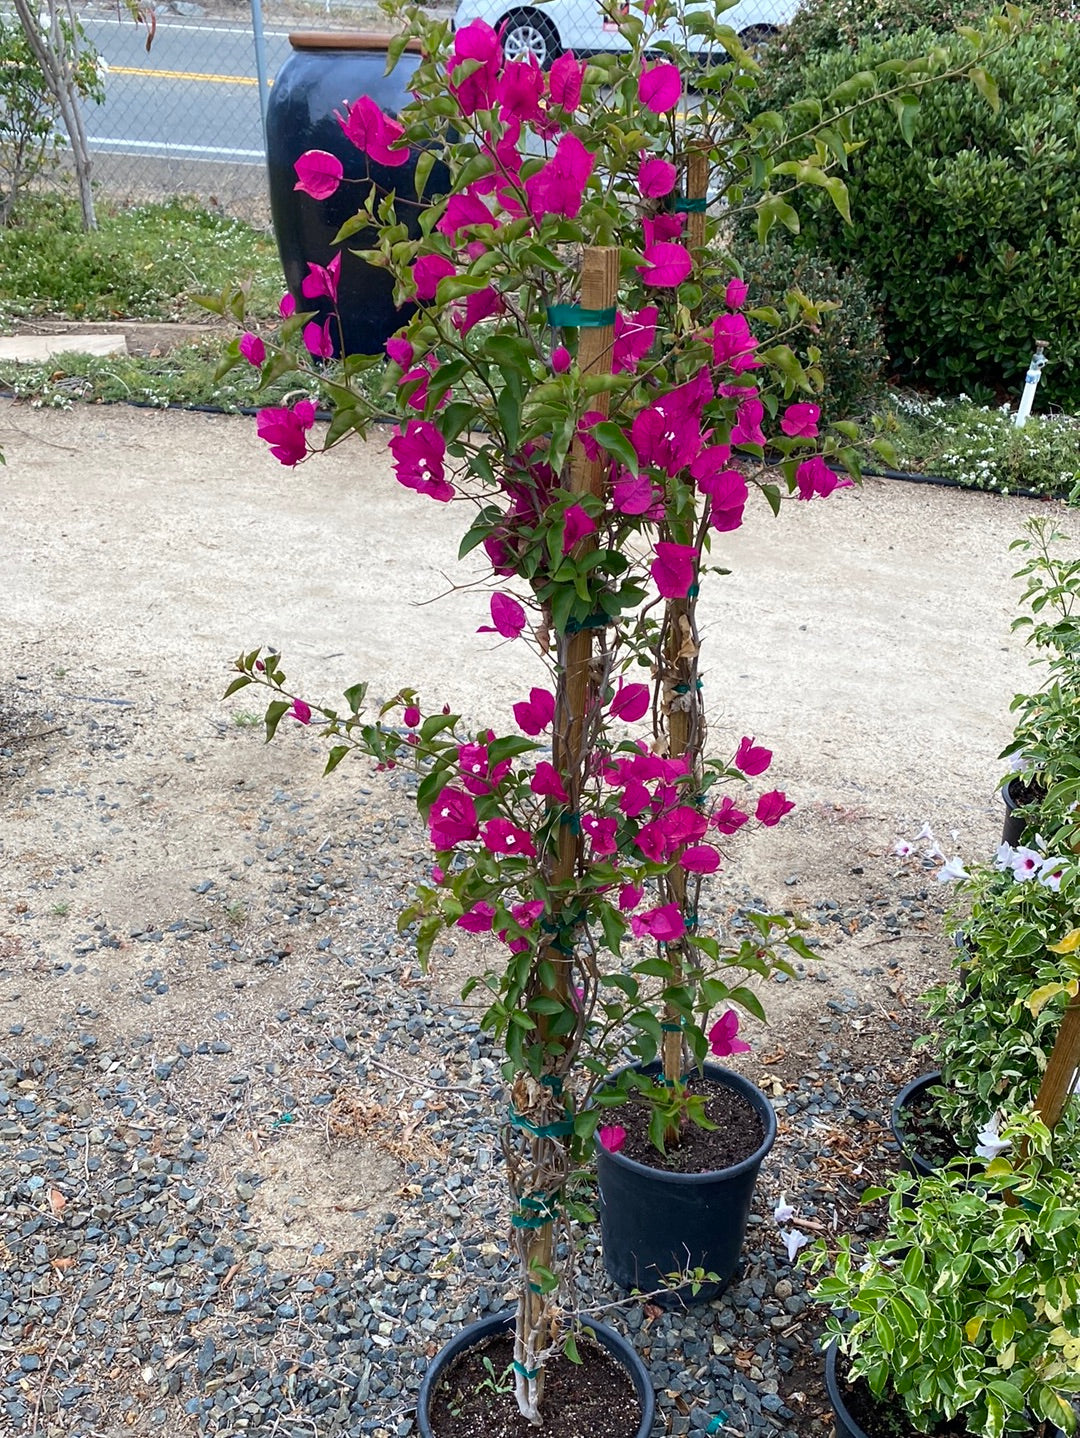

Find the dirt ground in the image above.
[
  {"left": 1, "top": 397, "right": 1077, "bottom": 1435},
  {"left": 2, "top": 397, "right": 1075, "bottom": 1041}
]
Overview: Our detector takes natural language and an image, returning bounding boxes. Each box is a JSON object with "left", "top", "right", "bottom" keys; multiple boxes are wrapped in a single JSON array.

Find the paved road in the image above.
[{"left": 83, "top": 14, "right": 290, "bottom": 165}]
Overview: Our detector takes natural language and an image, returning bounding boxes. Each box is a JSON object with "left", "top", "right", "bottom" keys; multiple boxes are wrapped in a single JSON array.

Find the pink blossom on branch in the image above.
[
  {"left": 712, "top": 797, "right": 749, "bottom": 835},
  {"left": 582, "top": 814, "right": 618, "bottom": 855},
  {"left": 734, "top": 735, "right": 772, "bottom": 776},
  {"left": 301, "top": 252, "right": 341, "bottom": 304},
  {"left": 239, "top": 333, "right": 265, "bottom": 366},
  {"left": 609, "top": 682, "right": 650, "bottom": 723},
  {"left": 388, "top": 420, "right": 453, "bottom": 503},
  {"left": 551, "top": 345, "right": 572, "bottom": 374},
  {"left": 448, "top": 19, "right": 502, "bottom": 116},
  {"left": 598, "top": 1124, "right": 627, "bottom": 1153},
  {"left": 524, "top": 132, "right": 596, "bottom": 221},
  {"left": 756, "top": 790, "right": 795, "bottom": 827},
  {"left": 711, "top": 313, "right": 760, "bottom": 372},
  {"left": 725, "top": 276, "right": 749, "bottom": 309},
  {"left": 651, "top": 541, "right": 697, "bottom": 599},
  {"left": 513, "top": 687, "right": 556, "bottom": 735},
  {"left": 293, "top": 149, "right": 343, "bottom": 199},
  {"left": 708, "top": 1008, "right": 751, "bottom": 1057},
  {"left": 548, "top": 50, "right": 586, "bottom": 109},
  {"left": 336, "top": 94, "right": 409, "bottom": 167},
  {"left": 429, "top": 787, "right": 480, "bottom": 849},
  {"left": 638, "top": 62, "right": 681, "bottom": 113},
  {"left": 612, "top": 471, "right": 661, "bottom": 516},
  {"left": 303, "top": 318, "right": 335, "bottom": 360},
  {"left": 256, "top": 400, "right": 316, "bottom": 467},
  {"left": 618, "top": 883, "right": 643, "bottom": 912},
  {"left": 385, "top": 336, "right": 414, "bottom": 368},
  {"left": 279, "top": 292, "right": 296, "bottom": 318},
  {"left": 680, "top": 844, "right": 721, "bottom": 875},
  {"left": 290, "top": 699, "right": 312, "bottom": 725},
  {"left": 403, "top": 705, "right": 421, "bottom": 728},
  {"left": 638, "top": 156, "right": 677, "bottom": 198},
  {"left": 562, "top": 503, "right": 596, "bottom": 554},
  {"left": 531, "top": 761, "right": 569, "bottom": 803},
  {"left": 780, "top": 402, "right": 820, "bottom": 438},
  {"left": 412, "top": 253, "right": 457, "bottom": 302},
  {"left": 638, "top": 242, "right": 692, "bottom": 289},
  {"left": 631, "top": 904, "right": 685, "bottom": 942},
  {"left": 481, "top": 818, "right": 537, "bottom": 858},
  {"left": 796, "top": 454, "right": 851, "bottom": 501},
  {"left": 478, "top": 592, "right": 527, "bottom": 640},
  {"left": 612, "top": 306, "right": 658, "bottom": 374},
  {"left": 457, "top": 902, "right": 496, "bottom": 933}
]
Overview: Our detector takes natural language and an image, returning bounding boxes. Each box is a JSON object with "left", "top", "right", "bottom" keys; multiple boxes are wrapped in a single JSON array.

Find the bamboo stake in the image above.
[
  {"left": 660, "top": 153, "right": 709, "bottom": 1088},
  {"left": 513, "top": 246, "right": 618, "bottom": 1420},
  {"left": 1034, "top": 997, "right": 1080, "bottom": 1134}
]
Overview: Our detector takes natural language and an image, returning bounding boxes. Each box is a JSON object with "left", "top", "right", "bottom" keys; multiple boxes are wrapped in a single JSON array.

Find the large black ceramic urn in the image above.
[{"left": 266, "top": 33, "right": 439, "bottom": 356}]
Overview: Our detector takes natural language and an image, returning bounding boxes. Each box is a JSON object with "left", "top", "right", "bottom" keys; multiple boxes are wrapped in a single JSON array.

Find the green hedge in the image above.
[{"left": 766, "top": 22, "right": 1080, "bottom": 408}]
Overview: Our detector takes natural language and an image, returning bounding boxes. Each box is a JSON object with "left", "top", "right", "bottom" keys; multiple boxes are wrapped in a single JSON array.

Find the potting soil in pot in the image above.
[
  {"left": 895, "top": 1083, "right": 961, "bottom": 1169},
  {"left": 836, "top": 1354, "right": 992, "bottom": 1438},
  {"left": 426, "top": 1332, "right": 642, "bottom": 1438},
  {"left": 604, "top": 1073, "right": 763, "bottom": 1172}
]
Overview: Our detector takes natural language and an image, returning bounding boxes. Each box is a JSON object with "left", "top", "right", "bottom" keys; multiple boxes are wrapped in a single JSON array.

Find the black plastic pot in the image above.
[
  {"left": 596, "top": 1062, "right": 776, "bottom": 1305},
  {"left": 825, "top": 1342, "right": 1065, "bottom": 1438},
  {"left": 1001, "top": 773, "right": 1044, "bottom": 849},
  {"left": 415, "top": 1310, "right": 656, "bottom": 1438},
  {"left": 266, "top": 33, "right": 445, "bottom": 356},
  {"left": 889, "top": 1070, "right": 942, "bottom": 1179}
]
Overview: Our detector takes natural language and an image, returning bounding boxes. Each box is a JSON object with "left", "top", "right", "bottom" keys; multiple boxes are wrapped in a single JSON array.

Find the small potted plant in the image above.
[
  {"left": 808, "top": 1109, "right": 1080, "bottom": 1438},
  {"left": 893, "top": 855, "right": 1077, "bottom": 1175},
  {"left": 999, "top": 518, "right": 1080, "bottom": 847}
]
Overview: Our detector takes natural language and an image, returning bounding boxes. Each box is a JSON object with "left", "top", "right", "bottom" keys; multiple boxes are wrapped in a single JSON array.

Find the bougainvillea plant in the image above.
[{"left": 217, "top": 0, "right": 1018, "bottom": 1420}]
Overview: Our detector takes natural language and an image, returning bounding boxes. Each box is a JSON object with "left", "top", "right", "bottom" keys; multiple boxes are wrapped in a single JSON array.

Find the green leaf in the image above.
[
  {"left": 589, "top": 420, "right": 639, "bottom": 473},
  {"left": 563, "top": 1334, "right": 582, "bottom": 1365},
  {"left": 968, "top": 65, "right": 1000, "bottom": 112},
  {"left": 223, "top": 675, "right": 253, "bottom": 698},
  {"left": 264, "top": 700, "right": 290, "bottom": 743},
  {"left": 890, "top": 93, "right": 921, "bottom": 146},
  {"left": 324, "top": 744, "right": 350, "bottom": 775}
]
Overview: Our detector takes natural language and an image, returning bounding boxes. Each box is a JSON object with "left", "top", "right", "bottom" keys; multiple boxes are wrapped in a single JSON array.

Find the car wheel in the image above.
[{"left": 499, "top": 9, "right": 561, "bottom": 68}]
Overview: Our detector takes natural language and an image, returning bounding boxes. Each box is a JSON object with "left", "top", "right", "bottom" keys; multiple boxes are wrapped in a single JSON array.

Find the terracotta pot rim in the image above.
[{"left": 287, "top": 31, "right": 423, "bottom": 53}]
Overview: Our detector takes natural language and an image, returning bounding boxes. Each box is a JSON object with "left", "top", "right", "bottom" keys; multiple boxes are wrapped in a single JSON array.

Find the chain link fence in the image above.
[{"left": 78, "top": 0, "right": 796, "bottom": 217}]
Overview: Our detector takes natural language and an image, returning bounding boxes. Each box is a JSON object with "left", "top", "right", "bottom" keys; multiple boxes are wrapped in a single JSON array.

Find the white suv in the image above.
[{"left": 452, "top": 0, "right": 797, "bottom": 68}]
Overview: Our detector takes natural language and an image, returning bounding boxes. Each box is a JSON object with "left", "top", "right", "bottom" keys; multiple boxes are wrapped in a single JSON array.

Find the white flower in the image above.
[
  {"left": 1038, "top": 857, "right": 1066, "bottom": 892},
  {"left": 1010, "top": 846, "right": 1043, "bottom": 881},
  {"left": 781, "top": 1229, "right": 809, "bottom": 1263},
  {"left": 994, "top": 842, "right": 1017, "bottom": 871},
  {"left": 975, "top": 1112, "right": 1010, "bottom": 1161},
  {"left": 773, "top": 1194, "right": 795, "bottom": 1224},
  {"left": 913, "top": 822, "right": 936, "bottom": 844},
  {"left": 937, "top": 856, "right": 968, "bottom": 883},
  {"left": 893, "top": 840, "right": 915, "bottom": 858},
  {"left": 925, "top": 842, "right": 947, "bottom": 862}
]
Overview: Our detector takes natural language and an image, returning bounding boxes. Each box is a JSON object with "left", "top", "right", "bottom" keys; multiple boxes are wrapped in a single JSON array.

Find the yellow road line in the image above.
[{"left": 108, "top": 64, "right": 270, "bottom": 85}]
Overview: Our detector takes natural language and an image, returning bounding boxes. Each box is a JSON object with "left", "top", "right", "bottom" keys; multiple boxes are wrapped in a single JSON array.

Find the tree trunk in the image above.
[{"left": 11, "top": 0, "right": 96, "bottom": 230}]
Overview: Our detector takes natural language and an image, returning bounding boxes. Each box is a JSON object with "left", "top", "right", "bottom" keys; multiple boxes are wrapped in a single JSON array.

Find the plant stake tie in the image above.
[{"left": 1013, "top": 340, "right": 1048, "bottom": 429}]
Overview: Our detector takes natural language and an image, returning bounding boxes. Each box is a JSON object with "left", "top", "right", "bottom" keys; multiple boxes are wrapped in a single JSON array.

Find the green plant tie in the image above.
[
  {"left": 564, "top": 611, "right": 610, "bottom": 633},
  {"left": 511, "top": 1192, "right": 560, "bottom": 1229},
  {"left": 527, "top": 1282, "right": 544, "bottom": 1294},
  {"left": 513, "top": 1360, "right": 542, "bottom": 1380},
  {"left": 687, "top": 582, "right": 699, "bottom": 598},
  {"left": 706, "top": 1413, "right": 729, "bottom": 1433},
  {"left": 540, "top": 1074, "right": 564, "bottom": 1095},
  {"left": 509, "top": 1106, "right": 575, "bottom": 1138},
  {"left": 674, "top": 197, "right": 708, "bottom": 213},
  {"left": 559, "top": 810, "right": 582, "bottom": 835},
  {"left": 546, "top": 304, "right": 616, "bottom": 329},
  {"left": 661, "top": 1021, "right": 683, "bottom": 1032}
]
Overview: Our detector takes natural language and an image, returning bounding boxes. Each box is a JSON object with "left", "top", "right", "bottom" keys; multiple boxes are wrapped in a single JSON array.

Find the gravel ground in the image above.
[
  {"left": 4, "top": 398, "right": 1078, "bottom": 1437},
  {"left": 0, "top": 697, "right": 934, "bottom": 1438}
]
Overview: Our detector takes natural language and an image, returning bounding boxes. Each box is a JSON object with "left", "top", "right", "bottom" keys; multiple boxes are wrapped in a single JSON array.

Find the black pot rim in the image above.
[
  {"left": 596, "top": 1060, "right": 777, "bottom": 1184},
  {"left": 889, "top": 1070, "right": 942, "bottom": 1178},
  {"left": 415, "top": 1310, "right": 656, "bottom": 1438},
  {"left": 825, "top": 1341, "right": 871, "bottom": 1438},
  {"left": 825, "top": 1341, "right": 1066, "bottom": 1438}
]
